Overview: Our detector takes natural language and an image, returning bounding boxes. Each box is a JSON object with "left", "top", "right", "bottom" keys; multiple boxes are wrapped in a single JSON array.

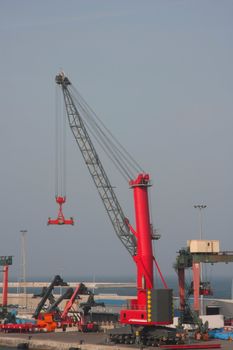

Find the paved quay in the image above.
[
  {"left": 0, "top": 331, "right": 108, "bottom": 350},
  {"left": 0, "top": 331, "right": 232, "bottom": 350}
]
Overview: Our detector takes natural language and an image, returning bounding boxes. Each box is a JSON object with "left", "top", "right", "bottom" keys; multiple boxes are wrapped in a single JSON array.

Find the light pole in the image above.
[
  {"left": 193, "top": 205, "right": 207, "bottom": 315},
  {"left": 194, "top": 205, "right": 207, "bottom": 240},
  {"left": 20, "top": 230, "right": 27, "bottom": 309}
]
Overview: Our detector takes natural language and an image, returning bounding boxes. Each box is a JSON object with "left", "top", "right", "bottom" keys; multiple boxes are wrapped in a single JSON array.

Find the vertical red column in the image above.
[
  {"left": 130, "top": 174, "right": 153, "bottom": 300},
  {"left": 193, "top": 262, "right": 200, "bottom": 313},
  {"left": 178, "top": 268, "right": 185, "bottom": 312},
  {"left": 2, "top": 265, "right": 9, "bottom": 307}
]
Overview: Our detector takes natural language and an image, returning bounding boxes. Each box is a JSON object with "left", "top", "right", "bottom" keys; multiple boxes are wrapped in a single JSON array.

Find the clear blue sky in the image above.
[{"left": 0, "top": 1, "right": 232, "bottom": 283}]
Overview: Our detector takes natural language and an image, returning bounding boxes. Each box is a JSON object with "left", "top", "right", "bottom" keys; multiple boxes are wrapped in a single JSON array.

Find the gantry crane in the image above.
[{"left": 55, "top": 72, "right": 177, "bottom": 345}]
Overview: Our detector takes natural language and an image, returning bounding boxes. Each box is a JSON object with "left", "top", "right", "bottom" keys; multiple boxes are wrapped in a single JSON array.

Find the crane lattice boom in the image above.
[{"left": 56, "top": 73, "right": 136, "bottom": 257}]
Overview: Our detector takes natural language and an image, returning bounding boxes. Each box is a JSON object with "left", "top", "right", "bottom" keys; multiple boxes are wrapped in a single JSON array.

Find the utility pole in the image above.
[
  {"left": 194, "top": 205, "right": 207, "bottom": 240},
  {"left": 20, "top": 230, "right": 27, "bottom": 309},
  {"left": 193, "top": 205, "right": 207, "bottom": 315}
]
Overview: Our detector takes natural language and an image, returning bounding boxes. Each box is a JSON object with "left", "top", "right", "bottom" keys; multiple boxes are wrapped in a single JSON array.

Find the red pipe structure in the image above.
[
  {"left": 2, "top": 265, "right": 9, "bottom": 307},
  {"left": 0, "top": 256, "right": 12, "bottom": 310},
  {"left": 193, "top": 262, "right": 200, "bottom": 312},
  {"left": 131, "top": 174, "right": 153, "bottom": 301},
  {"left": 120, "top": 174, "right": 172, "bottom": 325},
  {"left": 153, "top": 256, "right": 168, "bottom": 289},
  {"left": 61, "top": 283, "right": 88, "bottom": 319},
  {"left": 178, "top": 267, "right": 185, "bottom": 312}
]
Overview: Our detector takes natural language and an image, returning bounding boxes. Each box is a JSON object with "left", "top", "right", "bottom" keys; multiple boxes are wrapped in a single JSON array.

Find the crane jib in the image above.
[{"left": 55, "top": 72, "right": 136, "bottom": 257}]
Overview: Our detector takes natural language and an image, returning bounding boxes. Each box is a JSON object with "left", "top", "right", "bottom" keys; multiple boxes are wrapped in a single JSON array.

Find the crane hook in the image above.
[{"left": 48, "top": 196, "right": 74, "bottom": 226}]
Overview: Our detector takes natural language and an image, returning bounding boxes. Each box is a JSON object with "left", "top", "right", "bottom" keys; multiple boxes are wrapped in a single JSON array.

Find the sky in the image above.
[{"left": 0, "top": 1, "right": 232, "bottom": 284}]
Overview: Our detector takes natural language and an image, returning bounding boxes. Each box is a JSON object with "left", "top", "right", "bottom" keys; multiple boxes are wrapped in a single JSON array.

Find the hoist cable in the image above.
[
  {"left": 70, "top": 86, "right": 144, "bottom": 179},
  {"left": 55, "top": 86, "right": 59, "bottom": 197},
  {"left": 59, "top": 98, "right": 63, "bottom": 196},
  {"left": 84, "top": 121, "right": 130, "bottom": 182},
  {"left": 70, "top": 91, "right": 134, "bottom": 180},
  {"left": 55, "top": 86, "right": 67, "bottom": 198},
  {"left": 81, "top": 112, "right": 134, "bottom": 180},
  {"left": 70, "top": 89, "right": 134, "bottom": 178},
  {"left": 62, "top": 101, "right": 67, "bottom": 197},
  {"left": 73, "top": 86, "right": 143, "bottom": 174}
]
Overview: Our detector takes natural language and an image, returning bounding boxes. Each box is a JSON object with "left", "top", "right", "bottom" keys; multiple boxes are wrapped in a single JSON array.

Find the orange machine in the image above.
[{"left": 36, "top": 313, "right": 57, "bottom": 332}]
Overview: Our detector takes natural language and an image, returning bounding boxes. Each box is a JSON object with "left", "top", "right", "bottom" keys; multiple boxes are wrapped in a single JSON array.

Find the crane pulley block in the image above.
[{"left": 48, "top": 196, "right": 74, "bottom": 226}]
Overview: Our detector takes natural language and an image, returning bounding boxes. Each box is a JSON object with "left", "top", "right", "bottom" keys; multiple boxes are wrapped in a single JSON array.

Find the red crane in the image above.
[
  {"left": 60, "top": 283, "right": 88, "bottom": 320},
  {"left": 55, "top": 72, "right": 177, "bottom": 345}
]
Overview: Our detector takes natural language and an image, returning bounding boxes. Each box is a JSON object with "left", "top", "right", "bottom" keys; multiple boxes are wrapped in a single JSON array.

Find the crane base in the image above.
[{"left": 108, "top": 325, "right": 182, "bottom": 346}]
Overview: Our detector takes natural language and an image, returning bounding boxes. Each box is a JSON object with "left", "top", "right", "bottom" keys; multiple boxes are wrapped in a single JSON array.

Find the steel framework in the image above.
[
  {"left": 175, "top": 248, "right": 233, "bottom": 314},
  {"left": 56, "top": 72, "right": 171, "bottom": 328},
  {"left": 56, "top": 73, "right": 136, "bottom": 257}
]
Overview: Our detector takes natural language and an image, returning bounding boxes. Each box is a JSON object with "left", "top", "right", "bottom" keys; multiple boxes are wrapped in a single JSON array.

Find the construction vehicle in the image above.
[
  {"left": 33, "top": 277, "right": 102, "bottom": 332},
  {"left": 0, "top": 277, "right": 67, "bottom": 333},
  {"left": 58, "top": 282, "right": 101, "bottom": 331},
  {"left": 188, "top": 281, "right": 213, "bottom": 297},
  {"left": 55, "top": 72, "right": 181, "bottom": 345},
  {"left": 60, "top": 283, "right": 88, "bottom": 320},
  {"left": 33, "top": 275, "right": 68, "bottom": 319},
  {"left": 32, "top": 275, "right": 68, "bottom": 331},
  {"left": 36, "top": 313, "right": 57, "bottom": 332},
  {"left": 46, "top": 287, "right": 74, "bottom": 314},
  {"left": 77, "top": 289, "right": 105, "bottom": 332}
]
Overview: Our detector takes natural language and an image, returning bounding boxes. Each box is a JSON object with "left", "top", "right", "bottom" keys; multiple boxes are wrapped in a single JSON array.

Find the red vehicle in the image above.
[
  {"left": 60, "top": 283, "right": 100, "bottom": 332},
  {"left": 34, "top": 278, "right": 100, "bottom": 332},
  {"left": 0, "top": 323, "right": 37, "bottom": 333}
]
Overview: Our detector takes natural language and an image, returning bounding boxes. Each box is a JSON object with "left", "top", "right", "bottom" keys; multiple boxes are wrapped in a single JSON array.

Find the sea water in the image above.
[
  {"left": 9, "top": 275, "right": 233, "bottom": 299},
  {"left": 91, "top": 275, "right": 233, "bottom": 299}
]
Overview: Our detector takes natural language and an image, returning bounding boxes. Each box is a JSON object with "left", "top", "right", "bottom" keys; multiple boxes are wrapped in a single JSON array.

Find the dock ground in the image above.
[{"left": 0, "top": 330, "right": 232, "bottom": 350}]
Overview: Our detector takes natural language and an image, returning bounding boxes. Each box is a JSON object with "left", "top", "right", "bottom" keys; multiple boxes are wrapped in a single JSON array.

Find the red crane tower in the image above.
[
  {"left": 55, "top": 72, "right": 176, "bottom": 345},
  {"left": 0, "top": 256, "right": 13, "bottom": 313}
]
